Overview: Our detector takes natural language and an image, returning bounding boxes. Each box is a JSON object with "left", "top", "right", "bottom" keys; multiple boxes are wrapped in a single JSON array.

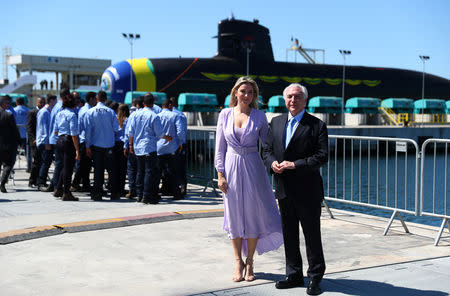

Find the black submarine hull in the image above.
[
  {"left": 150, "top": 56, "right": 449, "bottom": 104},
  {"left": 101, "top": 18, "right": 449, "bottom": 104}
]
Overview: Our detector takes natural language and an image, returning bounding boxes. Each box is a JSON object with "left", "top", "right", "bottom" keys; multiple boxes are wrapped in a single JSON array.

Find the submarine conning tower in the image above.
[{"left": 216, "top": 18, "right": 275, "bottom": 64}]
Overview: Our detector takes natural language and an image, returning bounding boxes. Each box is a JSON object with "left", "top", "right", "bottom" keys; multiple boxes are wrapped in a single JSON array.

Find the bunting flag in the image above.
[
  {"left": 363, "top": 80, "right": 382, "bottom": 87},
  {"left": 258, "top": 75, "right": 280, "bottom": 83},
  {"left": 345, "top": 79, "right": 362, "bottom": 86},
  {"left": 200, "top": 72, "right": 382, "bottom": 87},
  {"left": 281, "top": 76, "right": 302, "bottom": 83},
  {"left": 201, "top": 72, "right": 233, "bottom": 81},
  {"left": 303, "top": 77, "right": 322, "bottom": 85},
  {"left": 324, "top": 78, "right": 342, "bottom": 85}
]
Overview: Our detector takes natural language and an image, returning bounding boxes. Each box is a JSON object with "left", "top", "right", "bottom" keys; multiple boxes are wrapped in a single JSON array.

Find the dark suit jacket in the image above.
[
  {"left": 26, "top": 108, "right": 39, "bottom": 145},
  {"left": 0, "top": 109, "right": 21, "bottom": 152},
  {"left": 262, "top": 112, "right": 328, "bottom": 203}
]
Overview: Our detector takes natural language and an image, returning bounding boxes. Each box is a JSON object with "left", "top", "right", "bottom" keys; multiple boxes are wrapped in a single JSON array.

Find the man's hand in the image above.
[
  {"left": 129, "top": 146, "right": 135, "bottom": 155},
  {"left": 75, "top": 150, "right": 80, "bottom": 161},
  {"left": 162, "top": 135, "right": 172, "bottom": 142},
  {"left": 279, "top": 161, "right": 296, "bottom": 170},
  {"left": 33, "top": 140, "right": 36, "bottom": 147},
  {"left": 86, "top": 147, "right": 92, "bottom": 158},
  {"left": 272, "top": 161, "right": 284, "bottom": 174},
  {"left": 123, "top": 148, "right": 128, "bottom": 157},
  {"left": 272, "top": 161, "right": 296, "bottom": 173}
]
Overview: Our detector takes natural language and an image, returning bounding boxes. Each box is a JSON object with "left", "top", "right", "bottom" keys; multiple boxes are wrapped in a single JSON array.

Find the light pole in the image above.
[
  {"left": 241, "top": 41, "right": 254, "bottom": 76},
  {"left": 419, "top": 55, "right": 429, "bottom": 126},
  {"left": 339, "top": 49, "right": 351, "bottom": 126},
  {"left": 122, "top": 33, "right": 140, "bottom": 97}
]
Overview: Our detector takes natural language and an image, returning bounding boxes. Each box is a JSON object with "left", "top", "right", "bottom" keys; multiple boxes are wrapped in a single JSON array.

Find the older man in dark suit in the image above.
[
  {"left": 263, "top": 84, "right": 328, "bottom": 295},
  {"left": 0, "top": 96, "right": 22, "bottom": 193}
]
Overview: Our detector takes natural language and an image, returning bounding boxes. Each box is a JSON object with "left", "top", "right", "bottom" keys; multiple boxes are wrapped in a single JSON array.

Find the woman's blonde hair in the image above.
[{"left": 229, "top": 76, "right": 259, "bottom": 109}]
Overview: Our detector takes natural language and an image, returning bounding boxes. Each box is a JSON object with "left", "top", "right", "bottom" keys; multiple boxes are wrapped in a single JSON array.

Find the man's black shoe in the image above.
[
  {"left": 69, "top": 185, "right": 81, "bottom": 192},
  {"left": 40, "top": 184, "right": 54, "bottom": 192},
  {"left": 0, "top": 184, "right": 7, "bottom": 193},
  {"left": 80, "top": 185, "right": 91, "bottom": 192},
  {"left": 275, "top": 276, "right": 304, "bottom": 289},
  {"left": 110, "top": 192, "right": 121, "bottom": 200},
  {"left": 306, "top": 280, "right": 322, "bottom": 295},
  {"left": 28, "top": 181, "right": 37, "bottom": 188},
  {"left": 143, "top": 198, "right": 159, "bottom": 204},
  {"left": 53, "top": 189, "right": 63, "bottom": 198},
  {"left": 91, "top": 194, "right": 103, "bottom": 201}
]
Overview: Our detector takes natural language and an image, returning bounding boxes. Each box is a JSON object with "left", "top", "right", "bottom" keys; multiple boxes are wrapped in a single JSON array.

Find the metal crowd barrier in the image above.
[
  {"left": 186, "top": 127, "right": 219, "bottom": 196},
  {"left": 420, "top": 139, "right": 450, "bottom": 246},
  {"left": 324, "top": 135, "right": 420, "bottom": 235},
  {"left": 186, "top": 127, "right": 449, "bottom": 245}
]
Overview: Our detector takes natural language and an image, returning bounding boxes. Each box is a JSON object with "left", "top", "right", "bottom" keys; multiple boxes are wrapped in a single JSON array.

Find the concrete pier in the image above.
[{"left": 1, "top": 167, "right": 449, "bottom": 295}]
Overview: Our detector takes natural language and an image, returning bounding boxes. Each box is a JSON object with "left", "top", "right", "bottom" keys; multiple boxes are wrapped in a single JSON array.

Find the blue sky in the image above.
[{"left": 2, "top": 0, "right": 450, "bottom": 85}]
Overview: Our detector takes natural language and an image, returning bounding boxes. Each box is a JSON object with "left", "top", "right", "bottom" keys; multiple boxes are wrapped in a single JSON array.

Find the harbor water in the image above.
[{"left": 186, "top": 142, "right": 449, "bottom": 228}]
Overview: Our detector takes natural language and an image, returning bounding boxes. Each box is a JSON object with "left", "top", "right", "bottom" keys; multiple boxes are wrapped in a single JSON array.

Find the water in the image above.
[{"left": 186, "top": 149, "right": 450, "bottom": 228}]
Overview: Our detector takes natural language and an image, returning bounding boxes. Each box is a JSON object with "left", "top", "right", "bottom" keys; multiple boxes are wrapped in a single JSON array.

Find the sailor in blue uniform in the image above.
[
  {"left": 71, "top": 91, "right": 96, "bottom": 192},
  {"left": 112, "top": 103, "right": 130, "bottom": 197},
  {"left": 36, "top": 95, "right": 57, "bottom": 189},
  {"left": 53, "top": 94, "right": 80, "bottom": 201},
  {"left": 14, "top": 97, "right": 30, "bottom": 171},
  {"left": 123, "top": 97, "right": 144, "bottom": 199},
  {"left": 85, "top": 91, "right": 119, "bottom": 201},
  {"left": 157, "top": 99, "right": 185, "bottom": 199},
  {"left": 128, "top": 93, "right": 171, "bottom": 204},
  {"left": 42, "top": 89, "right": 66, "bottom": 192},
  {"left": 170, "top": 97, "right": 188, "bottom": 197}
]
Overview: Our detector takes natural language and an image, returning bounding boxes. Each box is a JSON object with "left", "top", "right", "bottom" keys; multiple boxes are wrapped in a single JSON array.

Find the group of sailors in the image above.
[{"left": 0, "top": 89, "right": 187, "bottom": 203}]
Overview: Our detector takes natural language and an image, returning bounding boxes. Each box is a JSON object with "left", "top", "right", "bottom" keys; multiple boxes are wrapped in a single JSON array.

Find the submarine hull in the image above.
[{"left": 101, "top": 18, "right": 450, "bottom": 103}]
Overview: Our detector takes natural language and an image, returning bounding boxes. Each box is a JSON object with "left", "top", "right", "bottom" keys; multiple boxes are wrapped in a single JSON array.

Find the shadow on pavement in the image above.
[
  {"left": 322, "top": 278, "right": 449, "bottom": 296},
  {"left": 0, "top": 198, "right": 27, "bottom": 202}
]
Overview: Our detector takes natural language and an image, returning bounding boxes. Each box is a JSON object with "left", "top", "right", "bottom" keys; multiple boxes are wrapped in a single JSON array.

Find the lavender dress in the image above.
[{"left": 215, "top": 108, "right": 283, "bottom": 256}]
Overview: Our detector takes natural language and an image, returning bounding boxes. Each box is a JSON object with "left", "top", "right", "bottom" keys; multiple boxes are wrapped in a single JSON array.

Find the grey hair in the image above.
[{"left": 283, "top": 83, "right": 308, "bottom": 99}]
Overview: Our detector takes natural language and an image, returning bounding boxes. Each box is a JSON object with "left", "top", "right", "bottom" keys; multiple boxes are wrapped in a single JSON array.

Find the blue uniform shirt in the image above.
[
  {"left": 85, "top": 102, "right": 119, "bottom": 149},
  {"left": 157, "top": 109, "right": 179, "bottom": 155},
  {"left": 77, "top": 103, "right": 92, "bottom": 143},
  {"left": 54, "top": 108, "right": 79, "bottom": 136},
  {"left": 36, "top": 106, "right": 51, "bottom": 146},
  {"left": 123, "top": 108, "right": 141, "bottom": 149},
  {"left": 49, "top": 100, "right": 63, "bottom": 144},
  {"left": 128, "top": 107, "right": 164, "bottom": 156},
  {"left": 14, "top": 105, "right": 29, "bottom": 139},
  {"left": 151, "top": 104, "right": 162, "bottom": 114},
  {"left": 172, "top": 107, "right": 187, "bottom": 145}
]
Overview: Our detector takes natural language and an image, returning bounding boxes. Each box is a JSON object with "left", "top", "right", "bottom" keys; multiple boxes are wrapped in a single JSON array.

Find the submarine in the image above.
[{"left": 101, "top": 17, "right": 450, "bottom": 104}]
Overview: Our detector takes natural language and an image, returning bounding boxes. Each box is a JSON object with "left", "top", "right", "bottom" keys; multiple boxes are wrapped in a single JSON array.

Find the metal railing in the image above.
[
  {"left": 324, "top": 135, "right": 420, "bottom": 235},
  {"left": 186, "top": 128, "right": 219, "bottom": 196},
  {"left": 420, "top": 139, "right": 450, "bottom": 245},
  {"left": 186, "top": 127, "right": 449, "bottom": 245}
]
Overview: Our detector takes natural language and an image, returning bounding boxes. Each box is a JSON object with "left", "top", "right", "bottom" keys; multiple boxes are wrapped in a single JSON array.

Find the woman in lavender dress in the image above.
[{"left": 215, "top": 77, "right": 283, "bottom": 282}]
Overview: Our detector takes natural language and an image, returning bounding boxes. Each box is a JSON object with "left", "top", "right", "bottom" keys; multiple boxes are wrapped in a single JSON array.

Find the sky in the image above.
[{"left": 2, "top": 0, "right": 450, "bottom": 86}]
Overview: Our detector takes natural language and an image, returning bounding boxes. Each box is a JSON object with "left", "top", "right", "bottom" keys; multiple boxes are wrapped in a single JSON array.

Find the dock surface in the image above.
[{"left": 1, "top": 167, "right": 449, "bottom": 295}]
